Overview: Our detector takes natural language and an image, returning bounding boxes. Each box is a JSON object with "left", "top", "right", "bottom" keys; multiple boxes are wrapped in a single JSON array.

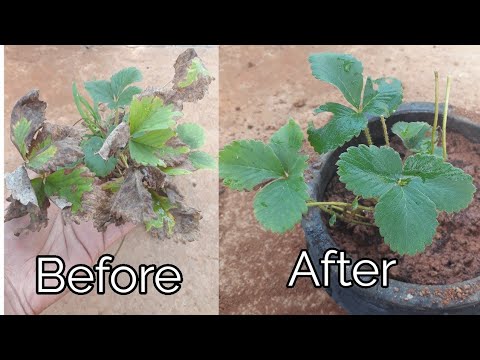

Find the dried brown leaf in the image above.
[
  {"left": 62, "top": 182, "right": 114, "bottom": 232},
  {"left": 5, "top": 189, "right": 50, "bottom": 237},
  {"left": 162, "top": 137, "right": 190, "bottom": 167},
  {"left": 138, "top": 87, "right": 184, "bottom": 111},
  {"left": 97, "top": 122, "right": 130, "bottom": 160},
  {"left": 10, "top": 89, "right": 46, "bottom": 154},
  {"left": 5, "top": 165, "right": 38, "bottom": 206},
  {"left": 137, "top": 48, "right": 213, "bottom": 111},
  {"left": 110, "top": 169, "right": 156, "bottom": 224},
  {"left": 49, "top": 196, "right": 72, "bottom": 209},
  {"left": 171, "top": 48, "right": 213, "bottom": 103},
  {"left": 27, "top": 122, "right": 85, "bottom": 173},
  {"left": 141, "top": 166, "right": 167, "bottom": 193},
  {"left": 156, "top": 177, "right": 201, "bottom": 242}
]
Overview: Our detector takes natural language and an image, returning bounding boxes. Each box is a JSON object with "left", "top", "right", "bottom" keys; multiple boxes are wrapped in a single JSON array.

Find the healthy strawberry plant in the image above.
[
  {"left": 5, "top": 49, "right": 216, "bottom": 242},
  {"left": 219, "top": 53, "right": 476, "bottom": 255}
]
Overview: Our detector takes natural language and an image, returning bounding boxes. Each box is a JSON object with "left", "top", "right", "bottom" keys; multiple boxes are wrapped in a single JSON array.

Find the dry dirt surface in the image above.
[
  {"left": 4, "top": 45, "right": 219, "bottom": 314},
  {"left": 219, "top": 45, "right": 480, "bottom": 314}
]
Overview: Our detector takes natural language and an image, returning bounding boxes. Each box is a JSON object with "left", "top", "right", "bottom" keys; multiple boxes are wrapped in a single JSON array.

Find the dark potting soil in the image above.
[{"left": 323, "top": 131, "right": 480, "bottom": 285}]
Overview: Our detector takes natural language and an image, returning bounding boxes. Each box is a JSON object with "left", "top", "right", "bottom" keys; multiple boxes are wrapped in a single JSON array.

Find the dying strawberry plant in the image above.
[
  {"left": 5, "top": 49, "right": 216, "bottom": 242},
  {"left": 219, "top": 53, "right": 476, "bottom": 255}
]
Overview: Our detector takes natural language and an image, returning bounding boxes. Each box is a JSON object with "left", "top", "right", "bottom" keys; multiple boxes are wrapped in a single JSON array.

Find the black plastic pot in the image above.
[{"left": 302, "top": 102, "right": 480, "bottom": 315}]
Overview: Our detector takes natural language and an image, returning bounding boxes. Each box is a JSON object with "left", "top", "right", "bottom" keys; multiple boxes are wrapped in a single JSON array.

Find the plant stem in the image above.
[
  {"left": 307, "top": 201, "right": 374, "bottom": 212},
  {"left": 380, "top": 116, "right": 389, "bottom": 146},
  {"left": 329, "top": 205, "right": 370, "bottom": 219},
  {"left": 364, "top": 126, "right": 373, "bottom": 145},
  {"left": 318, "top": 205, "right": 375, "bottom": 227},
  {"left": 119, "top": 153, "right": 129, "bottom": 169},
  {"left": 114, "top": 109, "right": 120, "bottom": 126},
  {"left": 431, "top": 71, "right": 440, "bottom": 154},
  {"left": 442, "top": 76, "right": 452, "bottom": 161}
]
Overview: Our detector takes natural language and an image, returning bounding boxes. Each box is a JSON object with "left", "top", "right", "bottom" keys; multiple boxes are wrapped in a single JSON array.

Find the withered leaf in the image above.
[
  {"left": 110, "top": 169, "right": 156, "bottom": 224},
  {"left": 26, "top": 122, "right": 85, "bottom": 173},
  {"left": 6, "top": 200, "right": 50, "bottom": 237},
  {"left": 97, "top": 122, "right": 130, "bottom": 160},
  {"left": 172, "top": 48, "right": 213, "bottom": 103},
  {"left": 62, "top": 182, "right": 114, "bottom": 232},
  {"left": 170, "top": 205, "right": 201, "bottom": 236},
  {"left": 5, "top": 165, "right": 38, "bottom": 206},
  {"left": 138, "top": 87, "right": 184, "bottom": 111},
  {"left": 160, "top": 137, "right": 191, "bottom": 167},
  {"left": 49, "top": 196, "right": 72, "bottom": 209},
  {"left": 141, "top": 166, "right": 167, "bottom": 193},
  {"left": 5, "top": 176, "right": 50, "bottom": 236},
  {"left": 150, "top": 177, "right": 201, "bottom": 242},
  {"left": 10, "top": 89, "right": 46, "bottom": 156},
  {"left": 137, "top": 48, "right": 213, "bottom": 111}
]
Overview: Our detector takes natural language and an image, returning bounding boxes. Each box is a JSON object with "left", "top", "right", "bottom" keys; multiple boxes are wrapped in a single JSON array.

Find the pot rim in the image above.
[{"left": 302, "top": 102, "right": 480, "bottom": 310}]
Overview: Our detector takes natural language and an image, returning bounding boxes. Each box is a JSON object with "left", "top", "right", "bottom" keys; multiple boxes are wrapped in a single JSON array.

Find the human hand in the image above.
[{"left": 4, "top": 205, "right": 135, "bottom": 315}]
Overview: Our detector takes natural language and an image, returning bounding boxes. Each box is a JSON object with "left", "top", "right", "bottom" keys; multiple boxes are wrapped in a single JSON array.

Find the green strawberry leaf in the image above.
[
  {"left": 131, "top": 129, "right": 176, "bottom": 147},
  {"left": 128, "top": 96, "right": 183, "bottom": 167},
  {"left": 338, "top": 145, "right": 476, "bottom": 254},
  {"left": 308, "top": 103, "right": 368, "bottom": 154},
  {"left": 117, "top": 86, "right": 142, "bottom": 108},
  {"left": 391, "top": 121, "right": 439, "bottom": 154},
  {"left": 403, "top": 153, "right": 476, "bottom": 212},
  {"left": 44, "top": 166, "right": 94, "bottom": 213},
  {"left": 189, "top": 151, "right": 216, "bottom": 169},
  {"left": 82, "top": 136, "right": 117, "bottom": 177},
  {"left": 220, "top": 140, "right": 285, "bottom": 191},
  {"left": 308, "top": 54, "right": 403, "bottom": 154},
  {"left": 362, "top": 77, "right": 403, "bottom": 117},
  {"left": 309, "top": 53, "right": 363, "bottom": 109},
  {"left": 337, "top": 145, "right": 402, "bottom": 198},
  {"left": 269, "top": 118, "right": 305, "bottom": 174},
  {"left": 178, "top": 57, "right": 210, "bottom": 89},
  {"left": 84, "top": 80, "right": 114, "bottom": 106},
  {"left": 220, "top": 119, "right": 309, "bottom": 233},
  {"left": 110, "top": 67, "right": 142, "bottom": 96},
  {"left": 129, "top": 96, "right": 181, "bottom": 134},
  {"left": 84, "top": 67, "right": 142, "bottom": 109},
  {"left": 375, "top": 186, "right": 438, "bottom": 255},
  {"left": 254, "top": 176, "right": 309, "bottom": 233},
  {"left": 129, "top": 141, "right": 167, "bottom": 167},
  {"left": 176, "top": 123, "right": 205, "bottom": 149},
  {"left": 12, "top": 117, "right": 31, "bottom": 158}
]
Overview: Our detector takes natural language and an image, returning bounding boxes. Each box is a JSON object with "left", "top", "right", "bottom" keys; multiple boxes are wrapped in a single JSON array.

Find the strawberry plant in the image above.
[
  {"left": 5, "top": 49, "right": 216, "bottom": 242},
  {"left": 219, "top": 53, "right": 476, "bottom": 255}
]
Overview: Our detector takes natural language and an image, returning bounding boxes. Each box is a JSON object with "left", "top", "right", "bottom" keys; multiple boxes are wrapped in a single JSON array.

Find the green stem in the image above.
[
  {"left": 318, "top": 205, "right": 375, "bottom": 227},
  {"left": 380, "top": 116, "right": 389, "bottom": 146},
  {"left": 307, "top": 201, "right": 374, "bottom": 212},
  {"left": 364, "top": 126, "right": 373, "bottom": 145},
  {"left": 442, "top": 76, "right": 452, "bottom": 161},
  {"left": 431, "top": 71, "right": 440, "bottom": 154},
  {"left": 329, "top": 205, "right": 370, "bottom": 219},
  {"left": 119, "top": 153, "right": 129, "bottom": 168}
]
